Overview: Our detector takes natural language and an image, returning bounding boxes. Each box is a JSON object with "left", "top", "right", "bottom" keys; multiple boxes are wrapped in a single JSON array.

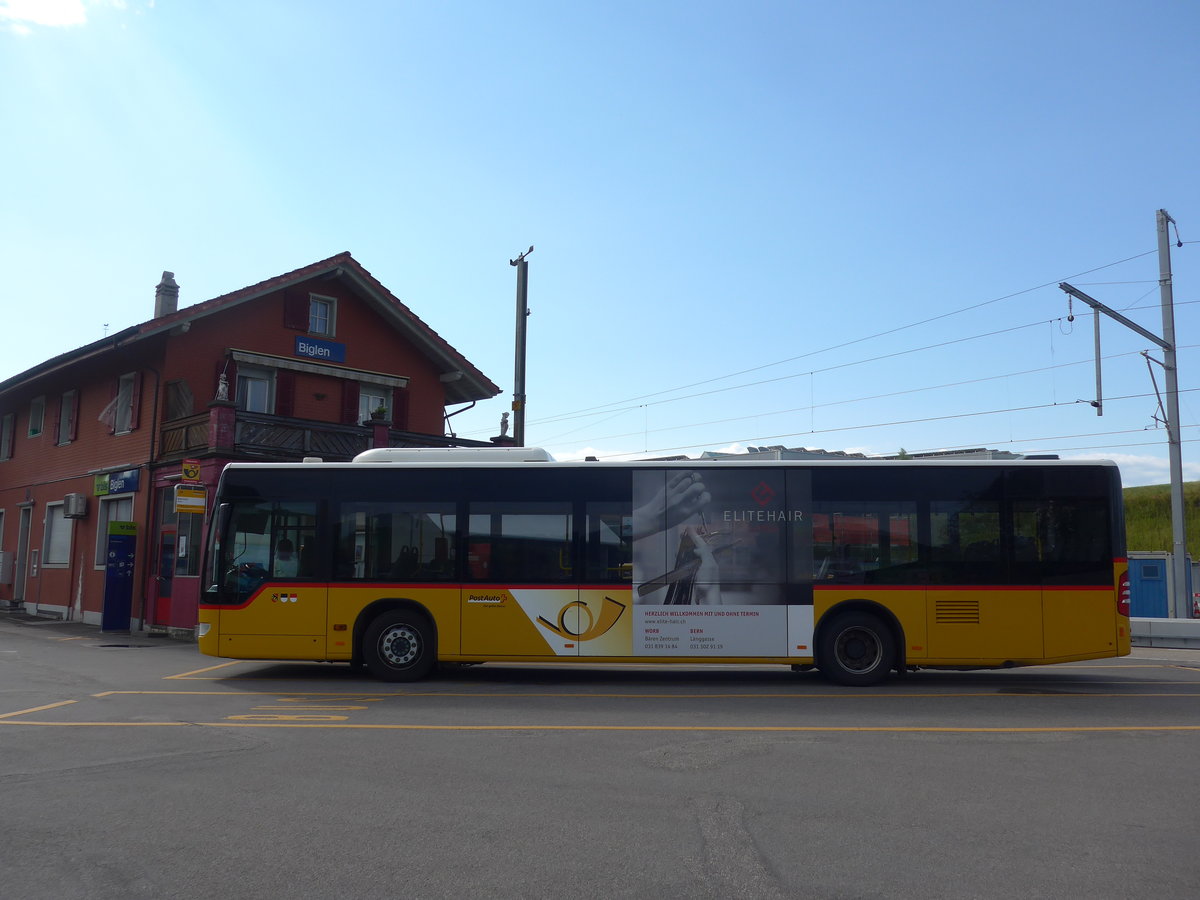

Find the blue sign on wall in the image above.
[
  {"left": 95, "top": 469, "right": 141, "bottom": 496},
  {"left": 295, "top": 336, "right": 346, "bottom": 363}
]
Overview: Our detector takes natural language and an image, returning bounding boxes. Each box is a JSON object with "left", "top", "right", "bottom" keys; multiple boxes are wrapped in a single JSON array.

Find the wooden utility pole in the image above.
[{"left": 509, "top": 246, "right": 533, "bottom": 447}]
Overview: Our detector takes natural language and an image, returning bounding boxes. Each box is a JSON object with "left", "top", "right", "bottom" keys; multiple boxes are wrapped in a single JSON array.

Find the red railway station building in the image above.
[{"left": 0, "top": 253, "right": 501, "bottom": 633}]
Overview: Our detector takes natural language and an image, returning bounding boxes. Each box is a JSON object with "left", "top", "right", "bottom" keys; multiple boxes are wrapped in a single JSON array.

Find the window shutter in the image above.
[
  {"left": 107, "top": 379, "right": 118, "bottom": 434},
  {"left": 392, "top": 387, "right": 410, "bottom": 430},
  {"left": 342, "top": 381, "right": 360, "bottom": 425},
  {"left": 283, "top": 290, "right": 308, "bottom": 331},
  {"left": 275, "top": 371, "right": 295, "bottom": 418},
  {"left": 52, "top": 398, "right": 62, "bottom": 444},
  {"left": 128, "top": 373, "right": 142, "bottom": 430},
  {"left": 68, "top": 390, "right": 79, "bottom": 441}
]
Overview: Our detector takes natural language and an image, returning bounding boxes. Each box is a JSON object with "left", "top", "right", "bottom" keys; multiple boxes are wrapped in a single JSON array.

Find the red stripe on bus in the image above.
[{"left": 812, "top": 584, "right": 1113, "bottom": 592}]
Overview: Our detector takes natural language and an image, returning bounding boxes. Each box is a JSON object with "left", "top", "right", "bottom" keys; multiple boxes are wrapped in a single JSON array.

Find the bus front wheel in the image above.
[
  {"left": 363, "top": 611, "right": 436, "bottom": 682},
  {"left": 817, "top": 611, "right": 895, "bottom": 687}
]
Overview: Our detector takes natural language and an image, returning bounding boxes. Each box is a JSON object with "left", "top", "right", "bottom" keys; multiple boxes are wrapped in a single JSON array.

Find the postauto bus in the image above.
[{"left": 199, "top": 448, "right": 1130, "bottom": 686}]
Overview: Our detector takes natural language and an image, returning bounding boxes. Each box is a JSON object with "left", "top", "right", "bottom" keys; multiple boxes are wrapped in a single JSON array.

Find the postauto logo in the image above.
[{"left": 537, "top": 596, "right": 627, "bottom": 641}]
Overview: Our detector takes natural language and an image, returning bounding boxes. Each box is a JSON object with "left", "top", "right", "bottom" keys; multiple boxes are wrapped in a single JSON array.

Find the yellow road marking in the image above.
[
  {"left": 93, "top": 696, "right": 422, "bottom": 700},
  {"left": 0, "top": 700, "right": 77, "bottom": 719},
  {"left": 73, "top": 688, "right": 1200, "bottom": 700},
  {"left": 2, "top": 720, "right": 1200, "bottom": 733},
  {"left": 250, "top": 705, "right": 369, "bottom": 711},
  {"left": 164, "top": 661, "right": 244, "bottom": 679}
]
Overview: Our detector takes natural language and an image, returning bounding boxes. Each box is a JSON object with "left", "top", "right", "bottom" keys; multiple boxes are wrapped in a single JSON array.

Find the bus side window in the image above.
[
  {"left": 805, "top": 501, "right": 919, "bottom": 584},
  {"left": 586, "top": 502, "right": 633, "bottom": 583},
  {"left": 336, "top": 502, "right": 457, "bottom": 582},
  {"left": 468, "top": 502, "right": 573, "bottom": 583},
  {"left": 930, "top": 500, "right": 1003, "bottom": 584},
  {"left": 268, "top": 504, "right": 318, "bottom": 580}
]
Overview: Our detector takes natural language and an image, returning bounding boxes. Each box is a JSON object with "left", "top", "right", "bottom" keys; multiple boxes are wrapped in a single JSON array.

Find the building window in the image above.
[
  {"left": 95, "top": 495, "right": 135, "bottom": 567},
  {"left": 0, "top": 413, "right": 13, "bottom": 460},
  {"left": 235, "top": 366, "right": 274, "bottom": 413},
  {"left": 359, "top": 390, "right": 389, "bottom": 423},
  {"left": 309, "top": 295, "right": 336, "bottom": 337},
  {"left": 57, "top": 390, "right": 78, "bottom": 445},
  {"left": 43, "top": 502, "right": 71, "bottom": 567},
  {"left": 113, "top": 373, "right": 141, "bottom": 434},
  {"left": 28, "top": 396, "right": 44, "bottom": 437}
]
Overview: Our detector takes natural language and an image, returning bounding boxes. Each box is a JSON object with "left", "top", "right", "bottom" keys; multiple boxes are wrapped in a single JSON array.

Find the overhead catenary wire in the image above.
[
  {"left": 462, "top": 242, "right": 1193, "bottom": 468},
  {"left": 538, "top": 344, "right": 1199, "bottom": 448},
  {"left": 463, "top": 291, "right": 1195, "bottom": 442},
  {"left": 892, "top": 426, "right": 1200, "bottom": 460},
  {"left": 588, "top": 386, "right": 1200, "bottom": 461},
  {"left": 519, "top": 300, "right": 1200, "bottom": 439},
  {"left": 504, "top": 246, "right": 1162, "bottom": 428}
]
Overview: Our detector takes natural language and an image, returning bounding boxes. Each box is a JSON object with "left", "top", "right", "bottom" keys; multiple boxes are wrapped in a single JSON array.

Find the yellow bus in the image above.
[{"left": 199, "top": 447, "right": 1130, "bottom": 686}]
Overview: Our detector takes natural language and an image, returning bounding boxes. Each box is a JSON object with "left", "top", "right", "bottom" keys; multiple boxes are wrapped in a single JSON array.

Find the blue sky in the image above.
[{"left": 2, "top": 0, "right": 1197, "bottom": 486}]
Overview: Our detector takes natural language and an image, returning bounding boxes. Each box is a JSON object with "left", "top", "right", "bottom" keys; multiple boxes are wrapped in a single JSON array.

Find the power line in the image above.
[
  {"left": 532, "top": 316, "right": 1061, "bottom": 431},
  {"left": 507, "top": 292, "right": 1197, "bottom": 437},
  {"left": 903, "top": 424, "right": 1200, "bottom": 457},
  {"left": 589, "top": 387, "right": 1200, "bottom": 460},
  {"left": 512, "top": 247, "right": 1161, "bottom": 427},
  {"left": 539, "top": 344, "right": 1188, "bottom": 448},
  {"left": 463, "top": 292, "right": 1199, "bottom": 442}
]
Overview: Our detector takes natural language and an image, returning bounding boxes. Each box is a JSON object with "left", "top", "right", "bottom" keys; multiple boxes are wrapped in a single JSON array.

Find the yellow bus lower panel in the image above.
[{"left": 219, "top": 633, "right": 326, "bottom": 660}]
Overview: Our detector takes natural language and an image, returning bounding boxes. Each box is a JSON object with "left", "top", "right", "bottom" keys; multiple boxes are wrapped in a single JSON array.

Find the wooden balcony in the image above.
[{"left": 157, "top": 410, "right": 489, "bottom": 464}]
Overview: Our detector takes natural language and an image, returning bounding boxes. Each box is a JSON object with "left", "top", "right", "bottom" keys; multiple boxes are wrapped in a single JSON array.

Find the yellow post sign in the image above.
[
  {"left": 174, "top": 484, "right": 207, "bottom": 515},
  {"left": 182, "top": 459, "right": 201, "bottom": 482}
]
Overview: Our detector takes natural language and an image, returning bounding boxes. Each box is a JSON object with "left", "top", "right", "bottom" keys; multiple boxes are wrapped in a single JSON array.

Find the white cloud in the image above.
[
  {"left": 0, "top": 0, "right": 88, "bottom": 28},
  {"left": 1058, "top": 451, "right": 1200, "bottom": 488}
]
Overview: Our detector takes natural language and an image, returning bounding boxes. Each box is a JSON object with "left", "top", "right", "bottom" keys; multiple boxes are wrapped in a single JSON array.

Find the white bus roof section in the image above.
[{"left": 353, "top": 446, "right": 556, "bottom": 463}]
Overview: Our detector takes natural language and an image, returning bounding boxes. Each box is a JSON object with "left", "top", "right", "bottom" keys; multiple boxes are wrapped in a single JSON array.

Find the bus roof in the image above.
[
  {"left": 236, "top": 447, "right": 1121, "bottom": 471},
  {"left": 352, "top": 447, "right": 556, "bottom": 463}
]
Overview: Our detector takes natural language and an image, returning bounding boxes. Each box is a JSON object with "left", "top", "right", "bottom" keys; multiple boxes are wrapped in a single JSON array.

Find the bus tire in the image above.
[
  {"left": 817, "top": 611, "right": 895, "bottom": 687},
  {"left": 363, "top": 610, "right": 436, "bottom": 682}
]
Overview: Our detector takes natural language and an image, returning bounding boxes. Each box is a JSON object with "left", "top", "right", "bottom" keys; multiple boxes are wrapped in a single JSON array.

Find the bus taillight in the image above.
[{"left": 1118, "top": 570, "right": 1131, "bottom": 618}]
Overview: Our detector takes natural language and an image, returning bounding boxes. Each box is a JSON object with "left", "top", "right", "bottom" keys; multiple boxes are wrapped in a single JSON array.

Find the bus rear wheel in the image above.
[
  {"left": 818, "top": 611, "right": 895, "bottom": 687},
  {"left": 363, "top": 610, "right": 435, "bottom": 682}
]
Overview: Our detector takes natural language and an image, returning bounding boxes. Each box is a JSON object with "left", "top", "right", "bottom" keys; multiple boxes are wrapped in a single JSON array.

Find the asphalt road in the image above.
[{"left": 2, "top": 616, "right": 1198, "bottom": 900}]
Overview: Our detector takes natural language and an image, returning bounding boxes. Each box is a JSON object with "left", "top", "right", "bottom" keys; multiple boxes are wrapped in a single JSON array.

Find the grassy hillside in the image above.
[{"left": 1123, "top": 482, "right": 1200, "bottom": 557}]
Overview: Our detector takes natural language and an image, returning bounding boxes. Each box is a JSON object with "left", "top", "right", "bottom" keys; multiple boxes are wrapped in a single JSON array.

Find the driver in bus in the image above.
[{"left": 274, "top": 539, "right": 299, "bottom": 577}]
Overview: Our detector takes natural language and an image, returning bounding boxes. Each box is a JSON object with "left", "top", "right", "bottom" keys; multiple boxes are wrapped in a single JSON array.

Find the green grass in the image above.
[{"left": 1123, "top": 482, "right": 1200, "bottom": 556}]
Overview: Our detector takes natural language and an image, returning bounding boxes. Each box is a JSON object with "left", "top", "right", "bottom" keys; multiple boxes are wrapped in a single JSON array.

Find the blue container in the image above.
[{"left": 1129, "top": 555, "right": 1170, "bottom": 618}]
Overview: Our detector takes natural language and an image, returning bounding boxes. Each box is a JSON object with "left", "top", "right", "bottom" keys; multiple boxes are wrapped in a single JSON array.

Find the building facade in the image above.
[{"left": 0, "top": 253, "right": 501, "bottom": 633}]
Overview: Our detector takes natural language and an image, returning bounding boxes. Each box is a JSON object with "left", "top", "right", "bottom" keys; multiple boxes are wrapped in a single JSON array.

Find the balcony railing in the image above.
[
  {"left": 159, "top": 413, "right": 209, "bottom": 457},
  {"left": 157, "top": 410, "right": 490, "bottom": 464},
  {"left": 236, "top": 413, "right": 369, "bottom": 460}
]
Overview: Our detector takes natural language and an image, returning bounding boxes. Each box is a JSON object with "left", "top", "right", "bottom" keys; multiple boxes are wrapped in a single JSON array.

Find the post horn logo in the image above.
[{"left": 538, "top": 596, "right": 627, "bottom": 641}]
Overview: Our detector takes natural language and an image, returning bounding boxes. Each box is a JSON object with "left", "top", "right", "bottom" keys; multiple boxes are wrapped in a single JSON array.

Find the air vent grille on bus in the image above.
[{"left": 934, "top": 600, "right": 981, "bottom": 625}]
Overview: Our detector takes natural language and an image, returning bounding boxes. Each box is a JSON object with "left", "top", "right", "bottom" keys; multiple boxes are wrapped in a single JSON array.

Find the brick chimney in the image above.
[{"left": 155, "top": 271, "right": 179, "bottom": 318}]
